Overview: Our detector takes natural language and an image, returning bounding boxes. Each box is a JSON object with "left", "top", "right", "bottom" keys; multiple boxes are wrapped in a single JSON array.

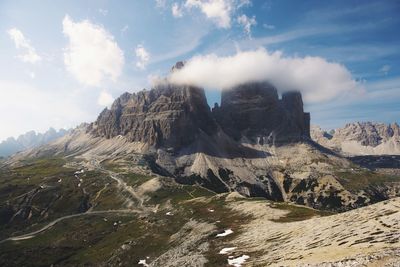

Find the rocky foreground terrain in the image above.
[
  {"left": 311, "top": 122, "right": 400, "bottom": 155},
  {"left": 0, "top": 65, "right": 399, "bottom": 266}
]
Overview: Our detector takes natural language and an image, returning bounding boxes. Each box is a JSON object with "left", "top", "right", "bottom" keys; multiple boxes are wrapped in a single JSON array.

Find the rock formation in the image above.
[
  {"left": 92, "top": 79, "right": 310, "bottom": 151},
  {"left": 91, "top": 84, "right": 217, "bottom": 151},
  {"left": 311, "top": 122, "right": 400, "bottom": 155},
  {"left": 213, "top": 82, "right": 310, "bottom": 145}
]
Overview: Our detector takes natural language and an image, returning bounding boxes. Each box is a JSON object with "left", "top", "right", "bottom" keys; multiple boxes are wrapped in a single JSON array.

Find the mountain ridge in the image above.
[
  {"left": 311, "top": 122, "right": 400, "bottom": 155},
  {"left": 0, "top": 128, "right": 69, "bottom": 157}
]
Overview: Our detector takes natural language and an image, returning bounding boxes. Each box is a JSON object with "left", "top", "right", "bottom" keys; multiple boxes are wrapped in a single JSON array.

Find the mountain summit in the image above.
[{"left": 91, "top": 80, "right": 310, "bottom": 152}]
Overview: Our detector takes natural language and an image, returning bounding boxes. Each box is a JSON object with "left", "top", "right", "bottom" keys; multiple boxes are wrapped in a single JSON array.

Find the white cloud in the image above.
[
  {"left": 172, "top": 2, "right": 184, "bottom": 17},
  {"left": 135, "top": 44, "right": 150, "bottom": 70},
  {"left": 97, "top": 90, "right": 114, "bottom": 107},
  {"left": 7, "top": 28, "right": 41, "bottom": 64},
  {"left": 379, "top": 64, "right": 390, "bottom": 75},
  {"left": 237, "top": 14, "right": 256, "bottom": 36},
  {"left": 185, "top": 0, "right": 233, "bottom": 28},
  {"left": 169, "top": 48, "right": 364, "bottom": 103},
  {"left": 263, "top": 23, "right": 275, "bottom": 30},
  {"left": 62, "top": 15, "right": 124, "bottom": 86}
]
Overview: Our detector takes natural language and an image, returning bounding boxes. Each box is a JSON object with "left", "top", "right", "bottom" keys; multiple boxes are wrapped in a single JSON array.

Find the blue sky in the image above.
[{"left": 0, "top": 0, "right": 399, "bottom": 141}]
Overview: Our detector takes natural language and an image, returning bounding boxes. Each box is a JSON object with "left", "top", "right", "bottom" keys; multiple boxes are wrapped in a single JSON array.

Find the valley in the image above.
[{"left": 0, "top": 155, "right": 399, "bottom": 266}]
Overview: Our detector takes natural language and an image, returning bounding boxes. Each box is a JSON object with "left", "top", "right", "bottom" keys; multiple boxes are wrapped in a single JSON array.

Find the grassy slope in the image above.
[
  {"left": 0, "top": 157, "right": 335, "bottom": 266},
  {"left": 335, "top": 169, "right": 400, "bottom": 191}
]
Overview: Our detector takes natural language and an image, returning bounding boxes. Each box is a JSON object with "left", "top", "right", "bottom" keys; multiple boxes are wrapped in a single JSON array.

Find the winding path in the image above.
[{"left": 0, "top": 209, "right": 140, "bottom": 244}]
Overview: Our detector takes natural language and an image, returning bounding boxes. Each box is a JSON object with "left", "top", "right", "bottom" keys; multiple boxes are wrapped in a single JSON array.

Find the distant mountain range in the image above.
[
  {"left": 0, "top": 128, "right": 69, "bottom": 157},
  {"left": 311, "top": 122, "right": 400, "bottom": 155}
]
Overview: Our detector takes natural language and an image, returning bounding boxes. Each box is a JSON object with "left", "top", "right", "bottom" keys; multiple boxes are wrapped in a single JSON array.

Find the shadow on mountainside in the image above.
[{"left": 177, "top": 131, "right": 271, "bottom": 159}]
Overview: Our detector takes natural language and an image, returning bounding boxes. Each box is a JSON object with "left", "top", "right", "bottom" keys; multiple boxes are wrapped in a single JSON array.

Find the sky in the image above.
[{"left": 0, "top": 0, "right": 399, "bottom": 141}]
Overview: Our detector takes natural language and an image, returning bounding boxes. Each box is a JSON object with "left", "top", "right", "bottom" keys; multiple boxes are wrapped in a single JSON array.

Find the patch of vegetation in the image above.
[
  {"left": 0, "top": 157, "right": 121, "bottom": 239},
  {"left": 146, "top": 183, "right": 215, "bottom": 205},
  {"left": 335, "top": 170, "right": 400, "bottom": 191},
  {"left": 121, "top": 172, "right": 154, "bottom": 187},
  {"left": 270, "top": 202, "right": 333, "bottom": 223}
]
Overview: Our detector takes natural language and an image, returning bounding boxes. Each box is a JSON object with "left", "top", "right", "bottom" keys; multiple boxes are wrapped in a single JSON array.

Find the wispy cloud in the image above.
[
  {"left": 172, "top": 2, "right": 184, "bottom": 17},
  {"left": 263, "top": 23, "right": 275, "bottom": 30},
  {"left": 238, "top": 21, "right": 384, "bottom": 50},
  {"left": 135, "top": 44, "right": 150, "bottom": 70},
  {"left": 237, "top": 14, "right": 256, "bottom": 37},
  {"left": 7, "top": 28, "right": 41, "bottom": 64}
]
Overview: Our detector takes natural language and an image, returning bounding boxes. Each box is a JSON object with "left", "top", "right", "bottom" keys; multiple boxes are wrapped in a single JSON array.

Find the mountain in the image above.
[
  {"left": 311, "top": 122, "right": 400, "bottom": 155},
  {"left": 0, "top": 128, "right": 69, "bottom": 157},
  {"left": 9, "top": 65, "right": 399, "bottom": 212},
  {"left": 90, "top": 80, "right": 310, "bottom": 150},
  {"left": 1, "top": 63, "right": 399, "bottom": 266}
]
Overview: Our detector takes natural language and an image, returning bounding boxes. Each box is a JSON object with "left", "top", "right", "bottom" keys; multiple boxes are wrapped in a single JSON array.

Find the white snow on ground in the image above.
[
  {"left": 216, "top": 229, "right": 233, "bottom": 237},
  {"left": 219, "top": 247, "right": 237, "bottom": 254},
  {"left": 166, "top": 212, "right": 173, "bottom": 216},
  {"left": 74, "top": 169, "right": 84, "bottom": 175},
  {"left": 228, "top": 255, "right": 250, "bottom": 267},
  {"left": 208, "top": 208, "right": 215, "bottom": 212},
  {"left": 138, "top": 259, "right": 149, "bottom": 266}
]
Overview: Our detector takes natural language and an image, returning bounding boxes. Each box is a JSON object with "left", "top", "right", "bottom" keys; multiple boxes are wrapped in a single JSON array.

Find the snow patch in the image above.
[
  {"left": 216, "top": 229, "right": 233, "bottom": 237},
  {"left": 228, "top": 255, "right": 250, "bottom": 267},
  {"left": 219, "top": 247, "right": 237, "bottom": 254},
  {"left": 166, "top": 212, "right": 173, "bottom": 216},
  {"left": 138, "top": 259, "right": 149, "bottom": 266},
  {"left": 74, "top": 169, "right": 84, "bottom": 175}
]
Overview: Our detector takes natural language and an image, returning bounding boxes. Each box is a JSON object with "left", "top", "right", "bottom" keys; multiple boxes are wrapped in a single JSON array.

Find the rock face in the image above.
[
  {"left": 213, "top": 83, "right": 310, "bottom": 144},
  {"left": 93, "top": 81, "right": 310, "bottom": 150},
  {"left": 311, "top": 122, "right": 400, "bottom": 155},
  {"left": 92, "top": 84, "right": 217, "bottom": 151},
  {"left": 335, "top": 122, "right": 399, "bottom": 147}
]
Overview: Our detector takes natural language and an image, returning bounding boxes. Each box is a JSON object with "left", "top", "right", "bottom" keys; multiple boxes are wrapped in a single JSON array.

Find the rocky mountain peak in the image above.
[
  {"left": 92, "top": 83, "right": 217, "bottom": 151},
  {"left": 213, "top": 82, "right": 310, "bottom": 144},
  {"left": 311, "top": 121, "right": 400, "bottom": 155},
  {"left": 92, "top": 65, "right": 311, "bottom": 151}
]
